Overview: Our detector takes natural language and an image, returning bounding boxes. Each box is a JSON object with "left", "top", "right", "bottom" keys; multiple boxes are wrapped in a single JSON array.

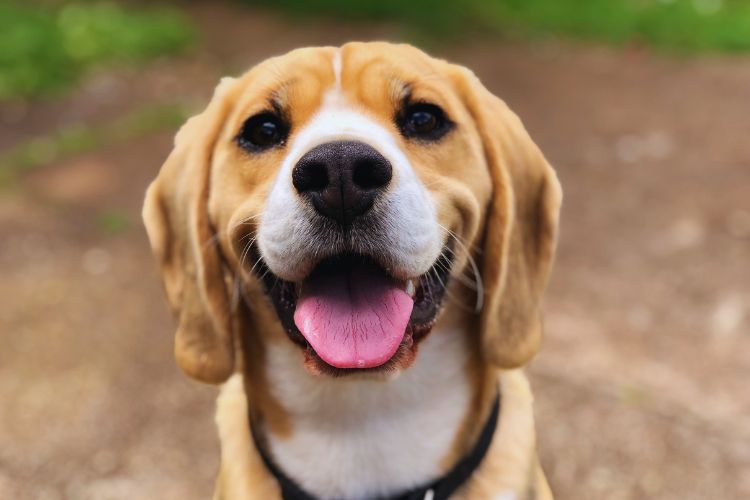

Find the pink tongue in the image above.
[{"left": 294, "top": 262, "right": 414, "bottom": 369}]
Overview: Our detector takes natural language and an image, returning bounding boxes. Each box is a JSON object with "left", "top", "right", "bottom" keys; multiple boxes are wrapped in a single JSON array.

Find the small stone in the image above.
[
  {"left": 726, "top": 209, "right": 750, "bottom": 238},
  {"left": 82, "top": 247, "right": 111, "bottom": 275},
  {"left": 92, "top": 450, "right": 119, "bottom": 475},
  {"left": 711, "top": 294, "right": 745, "bottom": 339}
]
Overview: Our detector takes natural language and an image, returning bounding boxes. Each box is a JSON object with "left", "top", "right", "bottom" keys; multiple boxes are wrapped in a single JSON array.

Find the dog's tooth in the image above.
[{"left": 405, "top": 279, "right": 416, "bottom": 298}]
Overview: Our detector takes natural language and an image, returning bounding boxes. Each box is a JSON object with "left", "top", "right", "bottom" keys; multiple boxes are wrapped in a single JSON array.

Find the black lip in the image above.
[{"left": 249, "top": 246, "right": 454, "bottom": 371}]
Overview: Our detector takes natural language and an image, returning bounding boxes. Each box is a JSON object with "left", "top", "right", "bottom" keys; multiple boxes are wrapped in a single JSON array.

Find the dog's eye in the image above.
[
  {"left": 237, "top": 112, "right": 288, "bottom": 152},
  {"left": 399, "top": 103, "right": 451, "bottom": 141}
]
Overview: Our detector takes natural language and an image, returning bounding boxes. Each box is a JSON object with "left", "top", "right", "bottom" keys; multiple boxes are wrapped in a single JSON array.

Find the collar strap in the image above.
[{"left": 251, "top": 393, "right": 501, "bottom": 500}]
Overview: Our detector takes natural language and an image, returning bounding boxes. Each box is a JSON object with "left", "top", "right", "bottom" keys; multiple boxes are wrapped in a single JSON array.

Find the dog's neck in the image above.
[{"left": 252, "top": 307, "right": 491, "bottom": 500}]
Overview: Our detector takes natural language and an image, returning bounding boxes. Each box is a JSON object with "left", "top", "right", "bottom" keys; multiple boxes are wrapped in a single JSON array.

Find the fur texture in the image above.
[{"left": 143, "top": 42, "right": 561, "bottom": 500}]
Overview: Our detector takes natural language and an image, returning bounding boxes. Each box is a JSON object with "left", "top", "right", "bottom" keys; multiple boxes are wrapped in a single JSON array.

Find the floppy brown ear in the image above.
[
  {"left": 142, "top": 78, "right": 238, "bottom": 383},
  {"left": 454, "top": 68, "right": 562, "bottom": 368}
]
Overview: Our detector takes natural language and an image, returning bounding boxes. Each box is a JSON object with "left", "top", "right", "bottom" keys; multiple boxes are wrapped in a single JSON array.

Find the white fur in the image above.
[
  {"left": 214, "top": 368, "right": 544, "bottom": 500},
  {"left": 209, "top": 49, "right": 549, "bottom": 500},
  {"left": 262, "top": 324, "right": 472, "bottom": 499},
  {"left": 257, "top": 56, "right": 441, "bottom": 283},
  {"left": 252, "top": 52, "right": 471, "bottom": 499},
  {"left": 494, "top": 492, "right": 517, "bottom": 500},
  {"left": 332, "top": 48, "right": 342, "bottom": 89}
]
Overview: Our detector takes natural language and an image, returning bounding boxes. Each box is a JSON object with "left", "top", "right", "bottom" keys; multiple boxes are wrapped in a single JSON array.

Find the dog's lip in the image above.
[{"left": 248, "top": 246, "right": 452, "bottom": 373}]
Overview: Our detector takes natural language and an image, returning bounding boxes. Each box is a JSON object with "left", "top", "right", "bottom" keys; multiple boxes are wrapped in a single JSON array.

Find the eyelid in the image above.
[
  {"left": 403, "top": 102, "right": 448, "bottom": 123},
  {"left": 406, "top": 101, "right": 441, "bottom": 111}
]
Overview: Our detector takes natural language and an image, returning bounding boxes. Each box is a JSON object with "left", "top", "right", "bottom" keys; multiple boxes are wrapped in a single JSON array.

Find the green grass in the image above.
[
  {"left": 245, "top": 0, "right": 750, "bottom": 53},
  {"left": 0, "top": 1, "right": 194, "bottom": 100},
  {"left": 96, "top": 208, "right": 131, "bottom": 235},
  {"left": 0, "top": 102, "right": 189, "bottom": 185}
]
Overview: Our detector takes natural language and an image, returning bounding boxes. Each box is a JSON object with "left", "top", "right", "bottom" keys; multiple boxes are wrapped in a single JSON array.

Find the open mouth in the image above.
[{"left": 252, "top": 248, "right": 452, "bottom": 374}]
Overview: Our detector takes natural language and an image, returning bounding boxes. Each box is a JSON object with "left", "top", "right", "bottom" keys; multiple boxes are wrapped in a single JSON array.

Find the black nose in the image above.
[{"left": 292, "top": 141, "right": 392, "bottom": 227}]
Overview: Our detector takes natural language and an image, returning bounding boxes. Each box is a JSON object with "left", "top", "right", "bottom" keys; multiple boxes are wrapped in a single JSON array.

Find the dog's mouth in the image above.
[{"left": 252, "top": 249, "right": 452, "bottom": 375}]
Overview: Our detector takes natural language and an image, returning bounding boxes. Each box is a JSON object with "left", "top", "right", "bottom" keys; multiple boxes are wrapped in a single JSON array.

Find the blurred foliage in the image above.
[
  {"left": 96, "top": 209, "right": 130, "bottom": 235},
  {"left": 0, "top": 102, "right": 189, "bottom": 185},
  {"left": 246, "top": 0, "right": 750, "bottom": 53},
  {"left": 0, "top": 1, "right": 194, "bottom": 100}
]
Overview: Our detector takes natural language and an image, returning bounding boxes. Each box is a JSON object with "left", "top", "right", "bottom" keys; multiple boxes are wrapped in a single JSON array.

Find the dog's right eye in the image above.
[
  {"left": 237, "top": 112, "right": 288, "bottom": 152},
  {"left": 398, "top": 102, "right": 452, "bottom": 142}
]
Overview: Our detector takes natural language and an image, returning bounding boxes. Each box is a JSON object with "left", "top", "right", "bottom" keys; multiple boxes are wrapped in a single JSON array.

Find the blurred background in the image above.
[{"left": 1, "top": 1, "right": 749, "bottom": 499}]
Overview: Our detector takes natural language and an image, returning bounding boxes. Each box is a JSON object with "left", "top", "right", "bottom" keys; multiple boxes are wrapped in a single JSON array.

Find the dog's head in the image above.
[{"left": 143, "top": 42, "right": 561, "bottom": 383}]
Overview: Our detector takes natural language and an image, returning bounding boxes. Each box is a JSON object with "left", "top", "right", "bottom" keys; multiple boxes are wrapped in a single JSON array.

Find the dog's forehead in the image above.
[
  {"left": 234, "top": 43, "right": 451, "bottom": 113},
  {"left": 339, "top": 42, "right": 443, "bottom": 79}
]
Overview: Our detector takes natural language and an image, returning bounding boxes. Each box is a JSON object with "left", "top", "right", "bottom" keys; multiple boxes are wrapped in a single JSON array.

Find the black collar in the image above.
[{"left": 251, "top": 393, "right": 500, "bottom": 500}]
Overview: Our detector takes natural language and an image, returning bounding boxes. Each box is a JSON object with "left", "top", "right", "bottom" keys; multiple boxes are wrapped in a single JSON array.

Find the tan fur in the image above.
[
  {"left": 214, "top": 371, "right": 550, "bottom": 500},
  {"left": 143, "top": 42, "right": 561, "bottom": 499},
  {"left": 143, "top": 77, "right": 241, "bottom": 383},
  {"left": 441, "top": 64, "right": 562, "bottom": 369}
]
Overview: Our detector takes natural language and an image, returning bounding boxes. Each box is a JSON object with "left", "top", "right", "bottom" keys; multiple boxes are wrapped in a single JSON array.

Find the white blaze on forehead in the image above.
[
  {"left": 332, "top": 48, "right": 342, "bottom": 89},
  {"left": 281, "top": 107, "right": 421, "bottom": 184},
  {"left": 320, "top": 48, "right": 346, "bottom": 110},
  {"left": 257, "top": 56, "right": 442, "bottom": 282}
]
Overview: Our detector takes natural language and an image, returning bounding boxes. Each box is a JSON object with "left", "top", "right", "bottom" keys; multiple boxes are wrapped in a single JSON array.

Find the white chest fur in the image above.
[{"left": 262, "top": 325, "right": 473, "bottom": 500}]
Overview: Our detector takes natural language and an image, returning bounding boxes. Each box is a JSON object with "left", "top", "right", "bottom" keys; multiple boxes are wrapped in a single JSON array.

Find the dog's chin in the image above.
[{"left": 251, "top": 249, "right": 452, "bottom": 377}]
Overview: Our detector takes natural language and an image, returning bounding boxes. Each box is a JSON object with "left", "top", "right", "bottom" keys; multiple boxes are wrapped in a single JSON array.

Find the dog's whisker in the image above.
[
  {"left": 249, "top": 255, "right": 266, "bottom": 277},
  {"left": 437, "top": 223, "right": 484, "bottom": 313},
  {"left": 229, "top": 213, "right": 263, "bottom": 234},
  {"left": 239, "top": 232, "right": 256, "bottom": 242},
  {"left": 235, "top": 237, "right": 258, "bottom": 285},
  {"left": 239, "top": 240, "right": 254, "bottom": 269},
  {"left": 429, "top": 265, "right": 474, "bottom": 313},
  {"left": 433, "top": 257, "right": 480, "bottom": 291},
  {"left": 202, "top": 213, "right": 262, "bottom": 252},
  {"left": 439, "top": 262, "right": 480, "bottom": 291},
  {"left": 232, "top": 238, "right": 256, "bottom": 310}
]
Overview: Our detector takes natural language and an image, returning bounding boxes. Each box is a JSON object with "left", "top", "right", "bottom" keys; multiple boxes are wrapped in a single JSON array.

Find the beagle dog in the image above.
[{"left": 143, "top": 42, "right": 561, "bottom": 500}]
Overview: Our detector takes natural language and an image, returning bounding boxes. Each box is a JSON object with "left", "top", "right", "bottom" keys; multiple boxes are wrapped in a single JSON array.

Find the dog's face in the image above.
[{"left": 143, "top": 43, "right": 561, "bottom": 383}]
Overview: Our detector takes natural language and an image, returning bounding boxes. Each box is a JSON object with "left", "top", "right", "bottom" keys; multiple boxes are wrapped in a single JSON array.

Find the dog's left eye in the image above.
[
  {"left": 399, "top": 103, "right": 451, "bottom": 141},
  {"left": 237, "top": 112, "right": 288, "bottom": 152}
]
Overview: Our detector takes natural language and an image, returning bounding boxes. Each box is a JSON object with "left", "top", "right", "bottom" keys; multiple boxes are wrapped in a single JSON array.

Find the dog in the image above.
[{"left": 143, "top": 42, "right": 561, "bottom": 500}]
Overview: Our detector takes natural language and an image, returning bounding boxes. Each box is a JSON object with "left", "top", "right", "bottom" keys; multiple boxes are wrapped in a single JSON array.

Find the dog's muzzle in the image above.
[{"left": 253, "top": 137, "right": 448, "bottom": 374}]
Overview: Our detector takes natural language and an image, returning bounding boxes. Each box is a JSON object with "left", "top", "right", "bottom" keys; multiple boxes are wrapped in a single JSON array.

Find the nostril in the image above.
[
  {"left": 352, "top": 159, "right": 392, "bottom": 191},
  {"left": 305, "top": 163, "right": 329, "bottom": 191},
  {"left": 293, "top": 141, "right": 391, "bottom": 226},
  {"left": 293, "top": 162, "right": 329, "bottom": 193}
]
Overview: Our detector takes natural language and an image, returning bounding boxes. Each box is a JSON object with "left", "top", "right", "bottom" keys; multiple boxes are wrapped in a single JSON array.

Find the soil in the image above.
[{"left": 1, "top": 3, "right": 748, "bottom": 500}]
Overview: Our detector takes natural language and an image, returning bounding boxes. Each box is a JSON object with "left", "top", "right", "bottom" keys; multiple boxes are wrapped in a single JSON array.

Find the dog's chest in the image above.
[{"left": 262, "top": 326, "right": 472, "bottom": 499}]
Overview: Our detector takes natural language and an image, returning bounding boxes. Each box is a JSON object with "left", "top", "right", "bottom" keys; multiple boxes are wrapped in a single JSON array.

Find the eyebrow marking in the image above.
[
  {"left": 268, "top": 95, "right": 283, "bottom": 112},
  {"left": 400, "top": 81, "right": 412, "bottom": 98},
  {"left": 397, "top": 81, "right": 413, "bottom": 106}
]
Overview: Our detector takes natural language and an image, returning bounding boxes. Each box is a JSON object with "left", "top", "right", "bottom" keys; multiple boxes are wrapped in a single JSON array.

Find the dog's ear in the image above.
[
  {"left": 142, "top": 77, "right": 238, "bottom": 383},
  {"left": 453, "top": 68, "right": 562, "bottom": 368}
]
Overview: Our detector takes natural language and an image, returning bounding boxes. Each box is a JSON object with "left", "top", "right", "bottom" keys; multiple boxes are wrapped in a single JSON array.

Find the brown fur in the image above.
[{"left": 143, "top": 42, "right": 561, "bottom": 499}]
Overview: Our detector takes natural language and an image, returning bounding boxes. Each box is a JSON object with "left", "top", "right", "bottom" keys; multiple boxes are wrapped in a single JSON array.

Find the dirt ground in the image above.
[{"left": 1, "top": 3, "right": 748, "bottom": 500}]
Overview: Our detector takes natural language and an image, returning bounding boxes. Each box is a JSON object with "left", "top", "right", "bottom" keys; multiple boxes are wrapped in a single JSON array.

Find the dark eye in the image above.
[
  {"left": 237, "top": 112, "right": 288, "bottom": 152},
  {"left": 399, "top": 103, "right": 451, "bottom": 140}
]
